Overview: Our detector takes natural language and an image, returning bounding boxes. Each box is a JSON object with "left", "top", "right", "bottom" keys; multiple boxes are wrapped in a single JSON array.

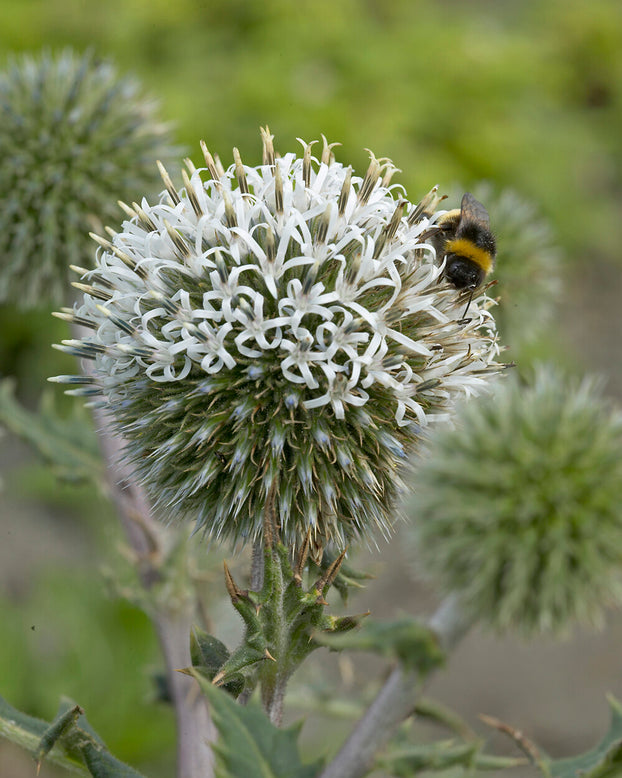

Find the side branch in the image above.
[{"left": 319, "top": 593, "right": 473, "bottom": 778}]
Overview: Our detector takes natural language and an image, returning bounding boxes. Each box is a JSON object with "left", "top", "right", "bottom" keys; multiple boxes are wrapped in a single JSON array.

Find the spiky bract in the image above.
[
  {"left": 407, "top": 366, "right": 622, "bottom": 635},
  {"left": 52, "top": 131, "right": 501, "bottom": 549},
  {"left": 0, "top": 49, "right": 178, "bottom": 306}
]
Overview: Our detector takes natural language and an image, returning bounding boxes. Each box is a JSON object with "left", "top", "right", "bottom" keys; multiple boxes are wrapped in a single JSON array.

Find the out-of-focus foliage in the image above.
[
  {"left": 447, "top": 183, "right": 563, "bottom": 356},
  {"left": 0, "top": 49, "right": 179, "bottom": 307},
  {"left": 545, "top": 695, "right": 622, "bottom": 777},
  {"left": 0, "top": 569, "right": 175, "bottom": 776},
  {"left": 1, "top": 0, "right": 619, "bottom": 262},
  {"left": 0, "top": 695, "right": 148, "bottom": 777},
  {"left": 0, "top": 0, "right": 620, "bottom": 771},
  {"left": 406, "top": 366, "right": 622, "bottom": 636},
  {"left": 0, "top": 379, "right": 100, "bottom": 483}
]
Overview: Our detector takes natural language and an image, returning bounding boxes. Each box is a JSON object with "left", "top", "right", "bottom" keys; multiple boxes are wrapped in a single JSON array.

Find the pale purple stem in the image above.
[
  {"left": 319, "top": 593, "right": 472, "bottom": 778},
  {"left": 91, "top": 404, "right": 216, "bottom": 778}
]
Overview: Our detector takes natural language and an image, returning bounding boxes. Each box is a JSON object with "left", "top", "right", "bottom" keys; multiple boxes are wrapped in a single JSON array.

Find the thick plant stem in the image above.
[
  {"left": 250, "top": 539, "right": 264, "bottom": 591},
  {"left": 319, "top": 593, "right": 473, "bottom": 778},
  {"left": 155, "top": 609, "right": 216, "bottom": 778},
  {"left": 92, "top": 405, "right": 216, "bottom": 778},
  {"left": 264, "top": 671, "right": 288, "bottom": 727},
  {"left": 259, "top": 532, "right": 288, "bottom": 727}
]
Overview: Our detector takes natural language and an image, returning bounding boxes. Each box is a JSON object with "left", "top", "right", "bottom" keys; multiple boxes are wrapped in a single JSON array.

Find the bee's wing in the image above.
[{"left": 460, "top": 192, "right": 490, "bottom": 228}]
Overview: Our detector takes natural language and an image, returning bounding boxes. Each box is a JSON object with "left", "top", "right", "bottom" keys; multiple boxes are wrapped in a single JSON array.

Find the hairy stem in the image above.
[
  {"left": 250, "top": 539, "right": 264, "bottom": 591},
  {"left": 319, "top": 593, "right": 473, "bottom": 778},
  {"left": 259, "top": 540, "right": 288, "bottom": 726}
]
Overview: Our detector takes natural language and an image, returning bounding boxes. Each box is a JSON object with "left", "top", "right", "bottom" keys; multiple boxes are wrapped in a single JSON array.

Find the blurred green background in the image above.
[{"left": 1, "top": 0, "right": 622, "bottom": 775}]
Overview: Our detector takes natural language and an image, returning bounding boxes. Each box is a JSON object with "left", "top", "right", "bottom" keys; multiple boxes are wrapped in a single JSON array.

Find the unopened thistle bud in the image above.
[
  {"left": 52, "top": 131, "right": 502, "bottom": 549},
  {"left": 0, "top": 49, "right": 179, "bottom": 307},
  {"left": 407, "top": 367, "right": 622, "bottom": 635}
]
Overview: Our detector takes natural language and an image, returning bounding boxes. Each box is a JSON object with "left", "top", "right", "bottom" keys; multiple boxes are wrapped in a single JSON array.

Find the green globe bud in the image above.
[
  {"left": 0, "top": 49, "right": 179, "bottom": 307},
  {"left": 407, "top": 366, "right": 622, "bottom": 635},
  {"left": 51, "top": 131, "right": 502, "bottom": 550}
]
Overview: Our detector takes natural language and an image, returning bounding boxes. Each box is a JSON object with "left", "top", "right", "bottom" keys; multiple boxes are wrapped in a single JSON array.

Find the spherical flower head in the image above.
[
  {"left": 0, "top": 49, "right": 179, "bottom": 307},
  {"left": 52, "top": 130, "right": 501, "bottom": 550},
  {"left": 406, "top": 366, "right": 622, "bottom": 635}
]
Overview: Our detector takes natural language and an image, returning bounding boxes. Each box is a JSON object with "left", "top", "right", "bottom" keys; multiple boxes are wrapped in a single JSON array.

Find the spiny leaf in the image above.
[
  {"left": 189, "top": 628, "right": 246, "bottom": 697},
  {"left": 314, "top": 617, "right": 445, "bottom": 676},
  {"left": 0, "top": 379, "right": 101, "bottom": 482},
  {"left": 377, "top": 740, "right": 524, "bottom": 776},
  {"left": 36, "top": 704, "right": 83, "bottom": 771},
  {"left": 545, "top": 695, "right": 622, "bottom": 778},
  {"left": 77, "top": 741, "right": 148, "bottom": 778},
  {"left": 307, "top": 550, "right": 373, "bottom": 604},
  {"left": 191, "top": 669, "right": 323, "bottom": 778},
  {"left": 0, "top": 695, "right": 86, "bottom": 774},
  {"left": 191, "top": 627, "right": 230, "bottom": 671},
  {"left": 0, "top": 695, "right": 147, "bottom": 778}
]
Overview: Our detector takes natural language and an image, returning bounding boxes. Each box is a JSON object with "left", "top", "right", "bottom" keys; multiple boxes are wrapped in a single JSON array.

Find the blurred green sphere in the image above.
[
  {"left": 407, "top": 366, "right": 622, "bottom": 635},
  {"left": 0, "top": 49, "right": 179, "bottom": 307}
]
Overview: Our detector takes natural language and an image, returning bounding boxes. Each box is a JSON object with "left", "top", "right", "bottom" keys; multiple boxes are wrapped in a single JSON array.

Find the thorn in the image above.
[
  {"left": 264, "top": 649, "right": 276, "bottom": 662},
  {"left": 293, "top": 530, "right": 312, "bottom": 584},
  {"left": 263, "top": 480, "right": 280, "bottom": 550},
  {"left": 175, "top": 667, "right": 194, "bottom": 677},
  {"left": 313, "top": 548, "right": 348, "bottom": 595},
  {"left": 223, "top": 561, "right": 245, "bottom": 603},
  {"left": 212, "top": 670, "right": 225, "bottom": 686}
]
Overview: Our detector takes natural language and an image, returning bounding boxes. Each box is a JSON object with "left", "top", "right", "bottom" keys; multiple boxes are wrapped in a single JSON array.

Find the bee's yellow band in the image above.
[{"left": 445, "top": 238, "right": 494, "bottom": 273}]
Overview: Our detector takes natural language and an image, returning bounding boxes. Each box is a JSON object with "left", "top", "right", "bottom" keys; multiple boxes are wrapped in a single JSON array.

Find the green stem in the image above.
[{"left": 259, "top": 544, "right": 290, "bottom": 726}]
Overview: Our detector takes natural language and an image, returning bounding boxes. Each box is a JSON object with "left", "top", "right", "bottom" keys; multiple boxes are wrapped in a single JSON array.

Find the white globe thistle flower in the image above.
[{"left": 52, "top": 130, "right": 503, "bottom": 549}]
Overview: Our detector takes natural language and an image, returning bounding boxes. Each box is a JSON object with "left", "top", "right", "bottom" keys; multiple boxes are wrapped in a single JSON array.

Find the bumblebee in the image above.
[{"left": 432, "top": 193, "right": 496, "bottom": 290}]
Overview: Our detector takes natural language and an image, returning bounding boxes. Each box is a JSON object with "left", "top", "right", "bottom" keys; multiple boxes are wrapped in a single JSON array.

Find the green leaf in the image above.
[
  {"left": 191, "top": 669, "right": 323, "bottom": 778},
  {"left": 0, "top": 694, "right": 147, "bottom": 778},
  {"left": 190, "top": 627, "right": 246, "bottom": 697},
  {"left": 378, "top": 740, "right": 524, "bottom": 776},
  {"left": 544, "top": 695, "right": 622, "bottom": 778},
  {"left": 191, "top": 628, "right": 230, "bottom": 671},
  {"left": 36, "top": 703, "right": 84, "bottom": 769},
  {"left": 314, "top": 617, "right": 445, "bottom": 676},
  {"left": 0, "top": 378, "right": 101, "bottom": 482},
  {"left": 0, "top": 695, "right": 87, "bottom": 775},
  {"left": 78, "top": 741, "right": 148, "bottom": 778}
]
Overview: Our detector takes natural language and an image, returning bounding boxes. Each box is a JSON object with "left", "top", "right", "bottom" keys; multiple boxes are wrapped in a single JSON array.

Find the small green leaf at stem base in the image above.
[{"left": 191, "top": 669, "right": 323, "bottom": 778}]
